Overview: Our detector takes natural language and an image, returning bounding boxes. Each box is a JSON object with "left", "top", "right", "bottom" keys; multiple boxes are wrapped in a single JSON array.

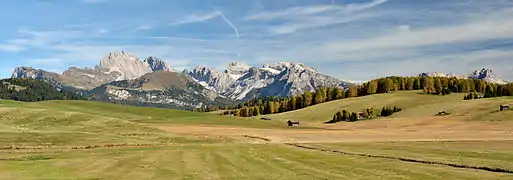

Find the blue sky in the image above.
[{"left": 1, "top": 0, "right": 513, "bottom": 81}]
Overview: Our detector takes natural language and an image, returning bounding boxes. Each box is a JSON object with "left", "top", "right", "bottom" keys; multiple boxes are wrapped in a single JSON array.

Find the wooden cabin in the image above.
[
  {"left": 500, "top": 105, "right": 510, "bottom": 111},
  {"left": 287, "top": 120, "right": 300, "bottom": 126}
]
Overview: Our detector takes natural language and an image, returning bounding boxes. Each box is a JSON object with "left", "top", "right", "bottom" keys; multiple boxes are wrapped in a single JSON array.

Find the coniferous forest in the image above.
[
  {"left": 214, "top": 76, "right": 513, "bottom": 117},
  {"left": 0, "top": 78, "right": 84, "bottom": 102}
]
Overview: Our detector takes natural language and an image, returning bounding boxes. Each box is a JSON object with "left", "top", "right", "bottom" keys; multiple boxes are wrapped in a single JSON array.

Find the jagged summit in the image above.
[
  {"left": 468, "top": 68, "right": 507, "bottom": 84},
  {"left": 225, "top": 62, "right": 251, "bottom": 75},
  {"left": 262, "top": 62, "right": 317, "bottom": 72},
  {"left": 99, "top": 51, "right": 152, "bottom": 80},
  {"left": 468, "top": 68, "right": 495, "bottom": 79},
  {"left": 144, "top": 56, "right": 173, "bottom": 72}
]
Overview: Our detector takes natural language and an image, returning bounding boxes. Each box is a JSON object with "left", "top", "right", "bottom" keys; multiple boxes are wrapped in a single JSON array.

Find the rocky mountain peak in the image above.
[
  {"left": 226, "top": 62, "right": 250, "bottom": 75},
  {"left": 99, "top": 51, "right": 152, "bottom": 80},
  {"left": 468, "top": 68, "right": 494, "bottom": 79},
  {"left": 12, "top": 67, "right": 41, "bottom": 79},
  {"left": 467, "top": 68, "right": 507, "bottom": 84},
  {"left": 193, "top": 65, "right": 213, "bottom": 71},
  {"left": 143, "top": 56, "right": 173, "bottom": 72},
  {"left": 263, "top": 62, "right": 317, "bottom": 72}
]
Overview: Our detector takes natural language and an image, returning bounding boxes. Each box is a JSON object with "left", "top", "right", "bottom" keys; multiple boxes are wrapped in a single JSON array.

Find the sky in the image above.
[{"left": 0, "top": 0, "right": 512, "bottom": 81}]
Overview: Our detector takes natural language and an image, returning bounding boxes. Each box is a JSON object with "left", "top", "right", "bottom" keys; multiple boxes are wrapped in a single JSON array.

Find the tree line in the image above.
[
  {"left": 214, "top": 76, "right": 512, "bottom": 117},
  {"left": 325, "top": 106, "right": 401, "bottom": 124},
  {"left": 463, "top": 83, "right": 513, "bottom": 100},
  {"left": 0, "top": 78, "right": 84, "bottom": 102}
]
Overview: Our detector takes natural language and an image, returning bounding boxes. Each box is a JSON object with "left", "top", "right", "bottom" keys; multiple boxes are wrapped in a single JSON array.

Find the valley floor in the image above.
[{"left": 1, "top": 91, "right": 513, "bottom": 179}]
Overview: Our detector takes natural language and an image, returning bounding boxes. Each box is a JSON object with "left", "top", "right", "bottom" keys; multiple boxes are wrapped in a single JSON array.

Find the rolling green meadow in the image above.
[{"left": 1, "top": 91, "right": 513, "bottom": 179}]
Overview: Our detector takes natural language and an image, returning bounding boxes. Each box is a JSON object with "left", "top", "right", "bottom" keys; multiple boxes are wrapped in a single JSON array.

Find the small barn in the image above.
[
  {"left": 287, "top": 120, "right": 300, "bottom": 126},
  {"left": 500, "top": 105, "right": 510, "bottom": 111}
]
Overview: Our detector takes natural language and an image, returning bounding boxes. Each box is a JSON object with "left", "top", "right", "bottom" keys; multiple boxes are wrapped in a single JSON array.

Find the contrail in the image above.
[
  {"left": 220, "top": 13, "right": 241, "bottom": 57},
  {"left": 220, "top": 14, "right": 239, "bottom": 40}
]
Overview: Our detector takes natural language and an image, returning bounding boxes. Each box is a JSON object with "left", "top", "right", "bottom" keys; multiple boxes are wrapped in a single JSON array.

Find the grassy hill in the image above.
[
  {"left": 2, "top": 92, "right": 513, "bottom": 179},
  {"left": 267, "top": 91, "right": 513, "bottom": 123}
]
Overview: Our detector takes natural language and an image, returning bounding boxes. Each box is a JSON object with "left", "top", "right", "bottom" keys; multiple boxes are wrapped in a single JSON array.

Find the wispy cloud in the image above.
[
  {"left": 245, "top": 0, "right": 387, "bottom": 35},
  {"left": 321, "top": 10, "right": 513, "bottom": 54},
  {"left": 134, "top": 25, "right": 153, "bottom": 31},
  {"left": 270, "top": 12, "right": 376, "bottom": 35},
  {"left": 171, "top": 11, "right": 222, "bottom": 26},
  {"left": 245, "top": 0, "right": 387, "bottom": 21},
  {"left": 0, "top": 44, "right": 25, "bottom": 52}
]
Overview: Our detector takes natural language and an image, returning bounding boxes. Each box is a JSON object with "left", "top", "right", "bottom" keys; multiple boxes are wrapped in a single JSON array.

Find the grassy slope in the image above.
[
  {"left": 1, "top": 144, "right": 511, "bottom": 180},
  {"left": 267, "top": 91, "right": 513, "bottom": 123},
  {"left": 2, "top": 93, "right": 513, "bottom": 179},
  {"left": 1, "top": 100, "right": 284, "bottom": 127},
  {"left": 311, "top": 141, "right": 513, "bottom": 170},
  {"left": 0, "top": 100, "right": 283, "bottom": 147}
]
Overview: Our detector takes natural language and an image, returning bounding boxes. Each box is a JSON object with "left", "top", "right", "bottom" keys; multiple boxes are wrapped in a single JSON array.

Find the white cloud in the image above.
[
  {"left": 171, "top": 11, "right": 222, "bottom": 26},
  {"left": 0, "top": 44, "right": 25, "bottom": 52},
  {"left": 321, "top": 12, "right": 513, "bottom": 53},
  {"left": 134, "top": 25, "right": 153, "bottom": 31},
  {"left": 269, "top": 12, "right": 376, "bottom": 35},
  {"left": 245, "top": 0, "right": 387, "bottom": 20},
  {"left": 14, "top": 29, "right": 83, "bottom": 47},
  {"left": 397, "top": 25, "right": 411, "bottom": 32}
]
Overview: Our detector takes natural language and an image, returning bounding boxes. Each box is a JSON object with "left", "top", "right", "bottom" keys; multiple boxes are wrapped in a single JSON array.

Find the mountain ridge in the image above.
[{"left": 186, "top": 61, "right": 352, "bottom": 100}]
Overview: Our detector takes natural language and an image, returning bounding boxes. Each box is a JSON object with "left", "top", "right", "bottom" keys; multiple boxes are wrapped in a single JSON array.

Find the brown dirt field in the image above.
[{"left": 150, "top": 116, "right": 513, "bottom": 144}]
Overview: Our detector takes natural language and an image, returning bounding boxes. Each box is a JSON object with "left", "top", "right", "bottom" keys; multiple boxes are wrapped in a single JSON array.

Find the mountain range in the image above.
[
  {"left": 9, "top": 51, "right": 509, "bottom": 109},
  {"left": 10, "top": 51, "right": 353, "bottom": 109},
  {"left": 186, "top": 62, "right": 350, "bottom": 100}
]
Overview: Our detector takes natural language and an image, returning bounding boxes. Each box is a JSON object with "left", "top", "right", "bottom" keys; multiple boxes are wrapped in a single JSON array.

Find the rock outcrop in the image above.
[{"left": 144, "top": 56, "right": 173, "bottom": 72}]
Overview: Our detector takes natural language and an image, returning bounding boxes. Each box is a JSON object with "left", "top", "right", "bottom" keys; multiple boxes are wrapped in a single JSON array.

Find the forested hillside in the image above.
[
  {"left": 217, "top": 76, "right": 513, "bottom": 117},
  {"left": 0, "top": 78, "right": 84, "bottom": 102}
]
